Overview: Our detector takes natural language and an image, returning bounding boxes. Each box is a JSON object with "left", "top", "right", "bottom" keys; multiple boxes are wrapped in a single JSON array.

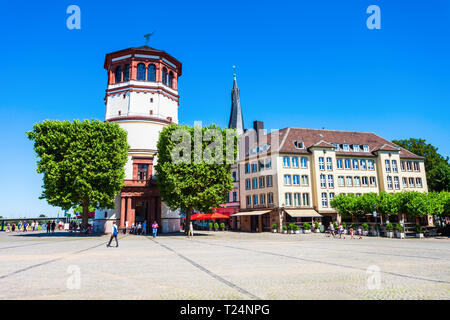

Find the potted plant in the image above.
[
  {"left": 289, "top": 223, "right": 296, "bottom": 234},
  {"left": 220, "top": 222, "right": 226, "bottom": 231},
  {"left": 282, "top": 225, "right": 288, "bottom": 234},
  {"left": 214, "top": 222, "right": 219, "bottom": 231},
  {"left": 313, "top": 221, "right": 320, "bottom": 233},
  {"left": 342, "top": 222, "right": 347, "bottom": 234},
  {"left": 333, "top": 222, "right": 338, "bottom": 230},
  {"left": 362, "top": 223, "right": 369, "bottom": 236},
  {"left": 415, "top": 224, "right": 424, "bottom": 238},
  {"left": 272, "top": 223, "right": 278, "bottom": 233},
  {"left": 395, "top": 224, "right": 405, "bottom": 239},
  {"left": 208, "top": 222, "right": 213, "bottom": 231},
  {"left": 293, "top": 224, "right": 300, "bottom": 234},
  {"left": 385, "top": 223, "right": 394, "bottom": 238},
  {"left": 303, "top": 222, "right": 311, "bottom": 234}
]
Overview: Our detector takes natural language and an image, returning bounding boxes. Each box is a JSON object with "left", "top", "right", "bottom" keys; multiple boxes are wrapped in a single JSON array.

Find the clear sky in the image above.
[{"left": 0, "top": 0, "right": 449, "bottom": 218}]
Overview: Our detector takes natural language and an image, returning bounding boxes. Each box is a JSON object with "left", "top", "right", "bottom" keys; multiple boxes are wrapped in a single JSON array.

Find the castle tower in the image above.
[
  {"left": 228, "top": 70, "right": 245, "bottom": 135},
  {"left": 100, "top": 45, "right": 182, "bottom": 234}
]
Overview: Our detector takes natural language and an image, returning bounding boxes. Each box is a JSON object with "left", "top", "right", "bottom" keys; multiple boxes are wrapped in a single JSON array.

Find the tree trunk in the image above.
[
  {"left": 82, "top": 200, "right": 89, "bottom": 229},
  {"left": 185, "top": 208, "right": 193, "bottom": 235}
]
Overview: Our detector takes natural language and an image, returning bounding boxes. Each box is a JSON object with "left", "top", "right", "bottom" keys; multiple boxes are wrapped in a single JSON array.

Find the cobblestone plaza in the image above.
[{"left": 0, "top": 231, "right": 449, "bottom": 300}]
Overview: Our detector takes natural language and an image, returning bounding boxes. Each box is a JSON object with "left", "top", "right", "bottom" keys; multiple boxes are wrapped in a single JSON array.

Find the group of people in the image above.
[
  {"left": 327, "top": 222, "right": 362, "bottom": 240},
  {"left": 5, "top": 220, "right": 47, "bottom": 233},
  {"left": 107, "top": 220, "right": 160, "bottom": 248}
]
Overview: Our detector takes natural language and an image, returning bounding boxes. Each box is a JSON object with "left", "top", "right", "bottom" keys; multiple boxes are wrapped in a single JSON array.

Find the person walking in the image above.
[
  {"left": 51, "top": 221, "right": 56, "bottom": 233},
  {"left": 357, "top": 225, "right": 362, "bottom": 239},
  {"left": 23, "top": 221, "right": 28, "bottom": 232},
  {"left": 12, "top": 223, "right": 16, "bottom": 232},
  {"left": 31, "top": 221, "right": 35, "bottom": 231},
  {"left": 107, "top": 222, "right": 119, "bottom": 247},
  {"left": 142, "top": 221, "right": 147, "bottom": 235},
  {"left": 338, "top": 224, "right": 345, "bottom": 239},
  {"left": 151, "top": 221, "right": 158, "bottom": 238},
  {"left": 46, "top": 221, "right": 51, "bottom": 234},
  {"left": 35, "top": 221, "right": 39, "bottom": 231},
  {"left": 18, "top": 221, "right": 22, "bottom": 232},
  {"left": 188, "top": 221, "right": 194, "bottom": 238},
  {"left": 328, "top": 222, "right": 335, "bottom": 238}
]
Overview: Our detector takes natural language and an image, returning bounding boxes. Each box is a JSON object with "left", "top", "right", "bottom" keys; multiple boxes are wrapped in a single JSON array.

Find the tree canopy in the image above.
[
  {"left": 392, "top": 138, "right": 450, "bottom": 191},
  {"left": 155, "top": 123, "right": 237, "bottom": 232},
  {"left": 27, "top": 120, "right": 129, "bottom": 227}
]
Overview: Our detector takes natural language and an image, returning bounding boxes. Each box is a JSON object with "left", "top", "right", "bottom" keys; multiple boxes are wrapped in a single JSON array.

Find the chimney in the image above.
[{"left": 253, "top": 121, "right": 264, "bottom": 145}]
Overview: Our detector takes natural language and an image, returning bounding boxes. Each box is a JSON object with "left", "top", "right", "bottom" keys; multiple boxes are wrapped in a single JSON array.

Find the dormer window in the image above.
[
  {"left": 332, "top": 143, "right": 339, "bottom": 150},
  {"left": 293, "top": 140, "right": 305, "bottom": 149},
  {"left": 363, "top": 145, "right": 369, "bottom": 152},
  {"left": 343, "top": 144, "right": 349, "bottom": 151},
  {"left": 353, "top": 144, "right": 360, "bottom": 152}
]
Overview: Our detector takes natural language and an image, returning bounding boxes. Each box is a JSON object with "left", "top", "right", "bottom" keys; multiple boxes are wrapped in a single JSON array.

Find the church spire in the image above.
[{"left": 228, "top": 66, "right": 244, "bottom": 135}]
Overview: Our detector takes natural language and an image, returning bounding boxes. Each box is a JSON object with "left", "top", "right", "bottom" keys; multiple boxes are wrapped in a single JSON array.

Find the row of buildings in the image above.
[{"left": 95, "top": 44, "right": 428, "bottom": 234}]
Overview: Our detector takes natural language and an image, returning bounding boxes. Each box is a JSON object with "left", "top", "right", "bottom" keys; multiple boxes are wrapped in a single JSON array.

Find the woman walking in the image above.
[{"left": 151, "top": 221, "right": 159, "bottom": 238}]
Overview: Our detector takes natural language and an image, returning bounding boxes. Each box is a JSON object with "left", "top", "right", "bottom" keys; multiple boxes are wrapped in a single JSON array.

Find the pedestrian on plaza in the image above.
[
  {"left": 152, "top": 221, "right": 158, "bottom": 238},
  {"left": 137, "top": 222, "right": 142, "bottom": 235},
  {"left": 357, "top": 225, "right": 362, "bottom": 239},
  {"left": 6, "top": 222, "right": 11, "bottom": 232},
  {"left": 338, "top": 224, "right": 345, "bottom": 239},
  {"left": 188, "top": 221, "right": 194, "bottom": 238},
  {"left": 23, "top": 221, "right": 28, "bottom": 232},
  {"left": 350, "top": 228, "right": 355, "bottom": 239},
  {"left": 31, "top": 221, "right": 35, "bottom": 231},
  {"left": 51, "top": 221, "right": 56, "bottom": 233},
  {"left": 328, "top": 222, "right": 335, "bottom": 238},
  {"left": 131, "top": 223, "right": 135, "bottom": 235},
  {"left": 142, "top": 221, "right": 147, "bottom": 235},
  {"left": 46, "top": 221, "right": 51, "bottom": 233},
  {"left": 18, "top": 221, "right": 22, "bottom": 232},
  {"left": 12, "top": 224, "right": 16, "bottom": 232},
  {"left": 107, "top": 222, "right": 119, "bottom": 247}
]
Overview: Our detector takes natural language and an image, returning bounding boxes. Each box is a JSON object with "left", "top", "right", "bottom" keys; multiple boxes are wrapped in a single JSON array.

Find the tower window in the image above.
[
  {"left": 150, "top": 98, "right": 153, "bottom": 103},
  {"left": 137, "top": 63, "right": 146, "bottom": 81},
  {"left": 123, "top": 64, "right": 130, "bottom": 81},
  {"left": 162, "top": 67, "right": 168, "bottom": 85},
  {"left": 147, "top": 64, "right": 156, "bottom": 82},
  {"left": 168, "top": 71, "right": 174, "bottom": 88},
  {"left": 115, "top": 66, "right": 122, "bottom": 83}
]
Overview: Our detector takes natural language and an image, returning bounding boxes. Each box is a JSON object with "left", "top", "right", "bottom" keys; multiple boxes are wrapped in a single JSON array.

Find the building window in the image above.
[
  {"left": 252, "top": 178, "right": 258, "bottom": 189},
  {"left": 346, "top": 176, "right": 353, "bottom": 187},
  {"left": 353, "top": 159, "right": 359, "bottom": 170},
  {"left": 337, "top": 159, "right": 343, "bottom": 169},
  {"left": 251, "top": 162, "right": 258, "bottom": 172},
  {"left": 326, "top": 157, "right": 333, "bottom": 170},
  {"left": 385, "top": 160, "right": 391, "bottom": 172},
  {"left": 301, "top": 175, "right": 309, "bottom": 186},
  {"left": 258, "top": 160, "right": 264, "bottom": 171},
  {"left": 338, "top": 176, "right": 345, "bottom": 186},
  {"left": 265, "top": 158, "right": 272, "bottom": 169},
  {"left": 401, "top": 161, "right": 406, "bottom": 171},
  {"left": 360, "top": 160, "right": 367, "bottom": 170},
  {"left": 354, "top": 176, "right": 361, "bottom": 187},
  {"left": 137, "top": 63, "right": 146, "bottom": 80},
  {"left": 294, "top": 193, "right": 301, "bottom": 206},
  {"left": 266, "top": 175, "right": 273, "bottom": 187},
  {"left": 253, "top": 195, "right": 258, "bottom": 205},
  {"left": 322, "top": 193, "right": 328, "bottom": 207},
  {"left": 416, "top": 178, "right": 422, "bottom": 187},
  {"left": 232, "top": 192, "right": 237, "bottom": 202},
  {"left": 344, "top": 159, "right": 351, "bottom": 170},
  {"left": 292, "top": 157, "right": 299, "bottom": 168},
  {"left": 260, "top": 194, "right": 266, "bottom": 205},
  {"left": 162, "top": 67, "right": 168, "bottom": 85},
  {"left": 123, "top": 64, "right": 130, "bottom": 81},
  {"left": 394, "top": 176, "right": 400, "bottom": 189},
  {"left": 168, "top": 71, "right": 174, "bottom": 88},
  {"left": 363, "top": 145, "right": 369, "bottom": 152},
  {"left": 147, "top": 64, "right": 156, "bottom": 82},
  {"left": 267, "top": 193, "right": 274, "bottom": 204},
  {"left": 293, "top": 175, "right": 300, "bottom": 185},
  {"left": 392, "top": 160, "right": 398, "bottom": 173},
  {"left": 293, "top": 141, "right": 305, "bottom": 149},
  {"left": 302, "top": 193, "right": 310, "bottom": 206},
  {"left": 246, "top": 196, "right": 251, "bottom": 207},
  {"left": 328, "top": 175, "right": 334, "bottom": 188},
  {"left": 370, "top": 176, "right": 377, "bottom": 187},
  {"left": 407, "top": 161, "right": 412, "bottom": 171},
  {"left": 300, "top": 157, "right": 308, "bottom": 168},
  {"left": 368, "top": 160, "right": 375, "bottom": 170},
  {"left": 245, "top": 179, "right": 251, "bottom": 190},
  {"left": 343, "top": 144, "right": 349, "bottom": 151},
  {"left": 409, "top": 177, "right": 415, "bottom": 187},
  {"left": 137, "top": 164, "right": 149, "bottom": 180},
  {"left": 329, "top": 192, "right": 335, "bottom": 200},
  {"left": 285, "top": 193, "right": 292, "bottom": 206},
  {"left": 115, "top": 66, "right": 122, "bottom": 83},
  {"left": 283, "top": 156, "right": 290, "bottom": 167},
  {"left": 362, "top": 176, "right": 368, "bottom": 186},
  {"left": 402, "top": 177, "right": 408, "bottom": 187},
  {"left": 387, "top": 176, "right": 393, "bottom": 189},
  {"left": 318, "top": 157, "right": 325, "bottom": 170},
  {"left": 414, "top": 162, "right": 420, "bottom": 171},
  {"left": 259, "top": 176, "right": 265, "bottom": 188},
  {"left": 320, "top": 174, "right": 326, "bottom": 188},
  {"left": 353, "top": 144, "right": 360, "bottom": 152},
  {"left": 284, "top": 175, "right": 292, "bottom": 185},
  {"left": 232, "top": 171, "right": 237, "bottom": 182}
]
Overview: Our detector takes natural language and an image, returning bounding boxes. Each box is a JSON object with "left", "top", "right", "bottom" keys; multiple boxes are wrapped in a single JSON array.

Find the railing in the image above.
[{"left": 124, "top": 179, "right": 152, "bottom": 187}]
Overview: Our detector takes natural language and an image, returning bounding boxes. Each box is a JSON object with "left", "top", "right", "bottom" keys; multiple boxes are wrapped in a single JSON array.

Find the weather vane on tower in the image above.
[{"left": 144, "top": 31, "right": 156, "bottom": 46}]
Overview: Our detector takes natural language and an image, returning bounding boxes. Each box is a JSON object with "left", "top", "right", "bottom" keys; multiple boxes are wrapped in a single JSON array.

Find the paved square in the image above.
[{"left": 0, "top": 231, "right": 449, "bottom": 299}]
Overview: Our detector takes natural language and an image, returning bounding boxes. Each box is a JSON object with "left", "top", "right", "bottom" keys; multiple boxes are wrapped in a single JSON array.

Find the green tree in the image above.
[
  {"left": 27, "top": 120, "right": 129, "bottom": 228},
  {"left": 392, "top": 138, "right": 450, "bottom": 191},
  {"left": 376, "top": 192, "right": 401, "bottom": 218},
  {"left": 39, "top": 214, "right": 46, "bottom": 218},
  {"left": 155, "top": 123, "right": 237, "bottom": 234}
]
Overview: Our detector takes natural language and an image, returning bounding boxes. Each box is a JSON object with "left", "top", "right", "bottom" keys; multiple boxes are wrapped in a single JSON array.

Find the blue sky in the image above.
[{"left": 0, "top": 0, "right": 449, "bottom": 218}]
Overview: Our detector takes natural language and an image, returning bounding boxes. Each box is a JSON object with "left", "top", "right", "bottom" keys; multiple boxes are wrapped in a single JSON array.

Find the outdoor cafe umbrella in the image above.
[
  {"left": 190, "top": 213, "right": 209, "bottom": 220},
  {"left": 209, "top": 213, "right": 230, "bottom": 220}
]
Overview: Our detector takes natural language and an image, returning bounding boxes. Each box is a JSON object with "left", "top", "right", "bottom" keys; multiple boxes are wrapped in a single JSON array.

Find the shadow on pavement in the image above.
[{"left": 10, "top": 231, "right": 104, "bottom": 238}]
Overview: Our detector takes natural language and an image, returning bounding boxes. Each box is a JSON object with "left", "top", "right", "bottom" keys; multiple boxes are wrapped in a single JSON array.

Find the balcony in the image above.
[{"left": 124, "top": 179, "right": 153, "bottom": 187}]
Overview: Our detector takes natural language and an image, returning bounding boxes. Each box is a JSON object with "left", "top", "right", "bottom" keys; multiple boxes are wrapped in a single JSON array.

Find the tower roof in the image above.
[{"left": 228, "top": 71, "right": 245, "bottom": 135}]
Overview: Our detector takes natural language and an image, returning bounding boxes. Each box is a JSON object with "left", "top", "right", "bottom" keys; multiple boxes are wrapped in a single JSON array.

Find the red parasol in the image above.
[
  {"left": 210, "top": 213, "right": 230, "bottom": 219},
  {"left": 191, "top": 213, "right": 210, "bottom": 220}
]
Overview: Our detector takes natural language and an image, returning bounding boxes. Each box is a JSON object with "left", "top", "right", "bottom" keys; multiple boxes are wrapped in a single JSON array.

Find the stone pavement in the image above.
[{"left": 0, "top": 230, "right": 449, "bottom": 299}]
